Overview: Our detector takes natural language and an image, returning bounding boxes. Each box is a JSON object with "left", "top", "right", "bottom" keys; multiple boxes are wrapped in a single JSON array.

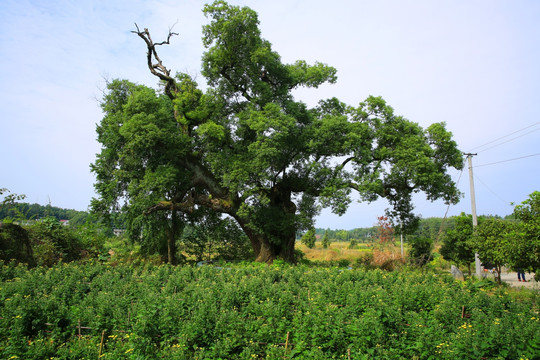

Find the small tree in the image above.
[
  {"left": 301, "top": 228, "right": 316, "bottom": 249},
  {"left": 376, "top": 216, "right": 394, "bottom": 244},
  {"left": 408, "top": 236, "right": 433, "bottom": 268},
  {"left": 321, "top": 230, "right": 331, "bottom": 249},
  {"left": 469, "top": 218, "right": 513, "bottom": 284},
  {"left": 440, "top": 213, "right": 476, "bottom": 275},
  {"left": 509, "top": 191, "right": 540, "bottom": 280}
]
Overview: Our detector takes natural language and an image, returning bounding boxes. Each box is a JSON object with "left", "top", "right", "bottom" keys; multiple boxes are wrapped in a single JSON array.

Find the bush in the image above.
[
  {"left": 355, "top": 251, "right": 375, "bottom": 269},
  {"left": 0, "top": 222, "right": 35, "bottom": 266},
  {"left": 28, "top": 217, "right": 84, "bottom": 266},
  {"left": 408, "top": 236, "right": 434, "bottom": 267},
  {"left": 1, "top": 263, "right": 538, "bottom": 359}
]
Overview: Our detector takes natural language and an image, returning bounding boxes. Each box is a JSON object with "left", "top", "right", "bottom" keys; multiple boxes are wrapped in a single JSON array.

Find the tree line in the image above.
[
  {"left": 2, "top": 187, "right": 538, "bottom": 278},
  {"left": 0, "top": 201, "right": 90, "bottom": 226}
]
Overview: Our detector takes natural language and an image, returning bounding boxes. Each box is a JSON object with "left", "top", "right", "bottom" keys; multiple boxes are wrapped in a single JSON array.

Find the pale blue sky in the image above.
[{"left": 1, "top": 0, "right": 539, "bottom": 229}]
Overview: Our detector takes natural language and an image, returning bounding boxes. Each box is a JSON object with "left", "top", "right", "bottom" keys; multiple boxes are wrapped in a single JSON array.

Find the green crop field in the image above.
[{"left": 1, "top": 261, "right": 538, "bottom": 359}]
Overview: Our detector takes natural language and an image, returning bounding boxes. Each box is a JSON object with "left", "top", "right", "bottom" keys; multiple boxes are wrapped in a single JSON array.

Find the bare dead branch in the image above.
[{"left": 131, "top": 23, "right": 179, "bottom": 99}]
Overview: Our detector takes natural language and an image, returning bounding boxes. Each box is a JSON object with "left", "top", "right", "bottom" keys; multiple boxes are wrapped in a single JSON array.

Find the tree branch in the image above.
[
  {"left": 145, "top": 192, "right": 236, "bottom": 216},
  {"left": 132, "top": 23, "right": 179, "bottom": 99},
  {"left": 220, "top": 66, "right": 252, "bottom": 101}
]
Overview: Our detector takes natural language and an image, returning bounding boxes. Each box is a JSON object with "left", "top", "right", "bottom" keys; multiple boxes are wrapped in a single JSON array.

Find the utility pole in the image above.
[
  {"left": 400, "top": 223, "right": 404, "bottom": 259},
  {"left": 464, "top": 153, "right": 482, "bottom": 277}
]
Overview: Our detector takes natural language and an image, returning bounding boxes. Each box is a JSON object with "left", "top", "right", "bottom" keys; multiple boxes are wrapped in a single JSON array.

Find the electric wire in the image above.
[
  {"left": 455, "top": 123, "right": 539, "bottom": 224},
  {"left": 475, "top": 152, "right": 540, "bottom": 168},
  {"left": 469, "top": 121, "right": 540, "bottom": 153},
  {"left": 478, "top": 127, "right": 540, "bottom": 153},
  {"left": 473, "top": 173, "right": 512, "bottom": 208}
]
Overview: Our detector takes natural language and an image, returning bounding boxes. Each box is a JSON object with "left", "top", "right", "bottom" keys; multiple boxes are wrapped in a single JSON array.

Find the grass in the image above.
[{"left": 296, "top": 241, "right": 372, "bottom": 262}]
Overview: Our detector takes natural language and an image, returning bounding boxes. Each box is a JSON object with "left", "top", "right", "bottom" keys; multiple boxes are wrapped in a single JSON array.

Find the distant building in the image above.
[{"left": 59, "top": 220, "right": 70, "bottom": 226}]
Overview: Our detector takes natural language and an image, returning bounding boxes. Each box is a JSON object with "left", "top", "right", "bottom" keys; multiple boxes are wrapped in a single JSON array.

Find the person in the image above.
[{"left": 517, "top": 269, "right": 526, "bottom": 282}]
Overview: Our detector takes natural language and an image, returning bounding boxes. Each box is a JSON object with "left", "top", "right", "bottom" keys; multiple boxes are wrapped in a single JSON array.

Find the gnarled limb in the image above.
[
  {"left": 132, "top": 23, "right": 179, "bottom": 99},
  {"left": 145, "top": 192, "right": 236, "bottom": 217}
]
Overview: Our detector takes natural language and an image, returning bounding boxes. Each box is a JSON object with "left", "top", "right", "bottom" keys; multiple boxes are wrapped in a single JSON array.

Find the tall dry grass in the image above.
[
  {"left": 296, "top": 241, "right": 407, "bottom": 269},
  {"left": 296, "top": 241, "right": 371, "bottom": 262}
]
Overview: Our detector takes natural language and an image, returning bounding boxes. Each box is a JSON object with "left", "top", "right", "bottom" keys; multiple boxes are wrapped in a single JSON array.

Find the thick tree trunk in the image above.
[
  {"left": 234, "top": 187, "right": 297, "bottom": 264},
  {"left": 237, "top": 219, "right": 295, "bottom": 264},
  {"left": 252, "top": 233, "right": 296, "bottom": 263}
]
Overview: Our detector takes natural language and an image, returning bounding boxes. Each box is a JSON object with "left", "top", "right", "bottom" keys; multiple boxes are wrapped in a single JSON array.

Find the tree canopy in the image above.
[
  {"left": 440, "top": 213, "right": 477, "bottom": 275},
  {"left": 510, "top": 191, "right": 540, "bottom": 279},
  {"left": 91, "top": 1, "right": 463, "bottom": 263},
  {"left": 469, "top": 218, "right": 513, "bottom": 283}
]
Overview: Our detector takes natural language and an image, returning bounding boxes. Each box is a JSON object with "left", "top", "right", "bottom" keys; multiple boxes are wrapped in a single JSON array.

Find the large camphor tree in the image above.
[{"left": 92, "top": 1, "right": 463, "bottom": 263}]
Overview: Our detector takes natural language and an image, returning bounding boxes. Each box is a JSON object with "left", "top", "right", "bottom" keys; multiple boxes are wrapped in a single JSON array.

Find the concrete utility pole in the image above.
[
  {"left": 400, "top": 223, "right": 404, "bottom": 259},
  {"left": 464, "top": 153, "right": 482, "bottom": 277}
]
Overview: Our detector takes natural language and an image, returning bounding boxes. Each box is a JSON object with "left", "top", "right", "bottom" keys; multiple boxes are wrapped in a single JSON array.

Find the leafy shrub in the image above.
[
  {"left": 355, "top": 251, "right": 375, "bottom": 269},
  {"left": 0, "top": 222, "right": 35, "bottom": 266},
  {"left": 27, "top": 217, "right": 84, "bottom": 266},
  {"left": 300, "top": 228, "right": 316, "bottom": 249},
  {"left": 408, "top": 236, "right": 434, "bottom": 267},
  {"left": 1, "top": 263, "right": 539, "bottom": 359}
]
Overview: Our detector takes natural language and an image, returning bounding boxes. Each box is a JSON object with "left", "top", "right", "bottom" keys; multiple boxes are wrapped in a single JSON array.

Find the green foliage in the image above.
[
  {"left": 440, "top": 213, "right": 476, "bottom": 274},
  {"left": 408, "top": 236, "right": 434, "bottom": 267},
  {"left": 92, "top": 1, "right": 464, "bottom": 263},
  {"left": 0, "top": 200, "right": 89, "bottom": 225},
  {"left": 0, "top": 223, "right": 35, "bottom": 266},
  {"left": 181, "top": 214, "right": 254, "bottom": 262},
  {"left": 469, "top": 219, "right": 514, "bottom": 283},
  {"left": 27, "top": 217, "right": 85, "bottom": 266},
  {"left": 73, "top": 222, "right": 108, "bottom": 259},
  {"left": 300, "top": 228, "right": 316, "bottom": 249},
  {"left": 509, "top": 191, "right": 540, "bottom": 280},
  {"left": 1, "top": 263, "right": 538, "bottom": 359},
  {"left": 0, "top": 188, "right": 27, "bottom": 222},
  {"left": 0, "top": 188, "right": 26, "bottom": 209},
  {"left": 413, "top": 216, "right": 448, "bottom": 241},
  {"left": 321, "top": 230, "right": 331, "bottom": 248}
]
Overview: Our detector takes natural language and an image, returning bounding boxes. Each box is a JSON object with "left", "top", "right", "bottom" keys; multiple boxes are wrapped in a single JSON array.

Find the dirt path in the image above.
[{"left": 499, "top": 271, "right": 538, "bottom": 289}]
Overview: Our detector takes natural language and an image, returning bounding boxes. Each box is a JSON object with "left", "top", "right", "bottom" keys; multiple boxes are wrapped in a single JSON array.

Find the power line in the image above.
[
  {"left": 479, "top": 127, "right": 540, "bottom": 153},
  {"left": 475, "top": 152, "right": 540, "bottom": 168},
  {"left": 473, "top": 173, "right": 511, "bottom": 208},
  {"left": 469, "top": 121, "right": 540, "bottom": 152}
]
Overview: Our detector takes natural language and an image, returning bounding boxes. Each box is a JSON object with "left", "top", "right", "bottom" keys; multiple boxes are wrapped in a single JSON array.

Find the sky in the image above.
[{"left": 1, "top": 0, "right": 539, "bottom": 229}]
